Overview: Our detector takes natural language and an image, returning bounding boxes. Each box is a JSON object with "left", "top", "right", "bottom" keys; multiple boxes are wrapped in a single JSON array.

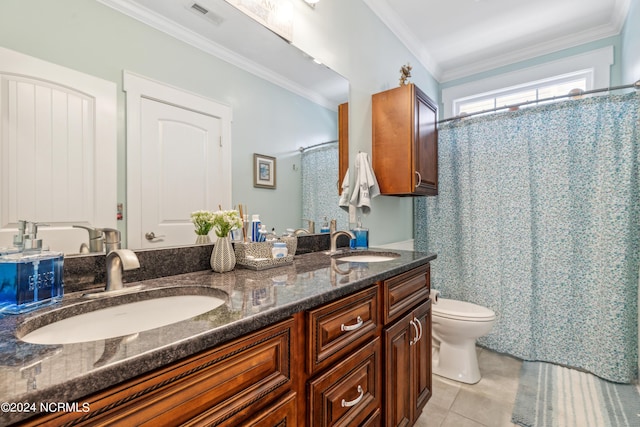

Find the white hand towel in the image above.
[
  {"left": 338, "top": 168, "right": 350, "bottom": 212},
  {"left": 349, "top": 152, "right": 380, "bottom": 214}
]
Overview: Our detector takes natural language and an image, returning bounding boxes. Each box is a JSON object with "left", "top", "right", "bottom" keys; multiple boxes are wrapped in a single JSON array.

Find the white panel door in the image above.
[
  {"left": 140, "top": 98, "right": 223, "bottom": 248},
  {"left": 0, "top": 47, "right": 117, "bottom": 254},
  {"left": 124, "top": 71, "right": 232, "bottom": 250}
]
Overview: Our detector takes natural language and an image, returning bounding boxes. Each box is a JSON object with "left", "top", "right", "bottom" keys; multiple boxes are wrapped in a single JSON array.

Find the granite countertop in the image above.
[{"left": 0, "top": 248, "right": 435, "bottom": 425}]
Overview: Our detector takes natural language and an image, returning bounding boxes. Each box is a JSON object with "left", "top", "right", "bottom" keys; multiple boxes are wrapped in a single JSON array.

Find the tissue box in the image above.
[{"left": 0, "top": 251, "right": 64, "bottom": 314}]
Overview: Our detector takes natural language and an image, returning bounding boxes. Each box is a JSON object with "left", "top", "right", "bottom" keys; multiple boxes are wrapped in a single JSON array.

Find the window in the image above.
[{"left": 453, "top": 70, "right": 591, "bottom": 116}]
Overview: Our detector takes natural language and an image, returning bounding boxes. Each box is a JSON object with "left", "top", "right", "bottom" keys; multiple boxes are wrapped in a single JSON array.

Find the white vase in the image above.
[
  {"left": 210, "top": 235, "right": 236, "bottom": 273},
  {"left": 195, "top": 234, "right": 211, "bottom": 245}
]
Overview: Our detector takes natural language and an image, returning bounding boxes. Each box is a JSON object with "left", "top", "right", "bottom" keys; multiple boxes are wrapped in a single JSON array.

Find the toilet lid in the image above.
[{"left": 432, "top": 298, "right": 496, "bottom": 321}]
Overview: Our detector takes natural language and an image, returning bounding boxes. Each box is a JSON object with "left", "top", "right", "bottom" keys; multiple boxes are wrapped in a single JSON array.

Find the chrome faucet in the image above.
[
  {"left": 329, "top": 229, "right": 355, "bottom": 254},
  {"left": 73, "top": 225, "right": 105, "bottom": 253},
  {"left": 291, "top": 219, "right": 316, "bottom": 235},
  {"left": 101, "top": 228, "right": 122, "bottom": 254},
  {"left": 105, "top": 249, "right": 140, "bottom": 292}
]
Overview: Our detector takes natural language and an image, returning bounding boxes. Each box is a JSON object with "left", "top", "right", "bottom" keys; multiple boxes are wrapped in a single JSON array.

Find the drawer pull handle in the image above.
[
  {"left": 341, "top": 316, "right": 364, "bottom": 332},
  {"left": 341, "top": 385, "right": 364, "bottom": 408},
  {"left": 409, "top": 319, "right": 420, "bottom": 345},
  {"left": 415, "top": 171, "right": 422, "bottom": 188}
]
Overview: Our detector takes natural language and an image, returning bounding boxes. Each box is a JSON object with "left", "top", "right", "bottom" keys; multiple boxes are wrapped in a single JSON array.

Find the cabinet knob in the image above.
[
  {"left": 341, "top": 385, "right": 364, "bottom": 408},
  {"left": 341, "top": 316, "right": 364, "bottom": 332},
  {"left": 415, "top": 171, "right": 422, "bottom": 188}
]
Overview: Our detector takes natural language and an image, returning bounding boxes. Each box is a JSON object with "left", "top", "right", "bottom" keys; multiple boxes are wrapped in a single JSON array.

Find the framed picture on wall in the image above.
[{"left": 253, "top": 153, "right": 276, "bottom": 189}]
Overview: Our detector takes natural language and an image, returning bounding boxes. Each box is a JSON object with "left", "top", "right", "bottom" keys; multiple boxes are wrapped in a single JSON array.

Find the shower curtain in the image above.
[
  {"left": 301, "top": 144, "right": 348, "bottom": 231},
  {"left": 415, "top": 92, "right": 640, "bottom": 383}
]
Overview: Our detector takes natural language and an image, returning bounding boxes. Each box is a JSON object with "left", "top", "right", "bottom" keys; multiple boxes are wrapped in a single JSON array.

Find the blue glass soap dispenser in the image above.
[
  {"left": 0, "top": 221, "right": 64, "bottom": 314},
  {"left": 350, "top": 218, "right": 369, "bottom": 250}
]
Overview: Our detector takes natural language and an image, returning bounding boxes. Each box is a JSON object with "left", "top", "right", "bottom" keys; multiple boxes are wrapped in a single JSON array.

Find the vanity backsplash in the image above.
[{"left": 62, "top": 233, "right": 345, "bottom": 294}]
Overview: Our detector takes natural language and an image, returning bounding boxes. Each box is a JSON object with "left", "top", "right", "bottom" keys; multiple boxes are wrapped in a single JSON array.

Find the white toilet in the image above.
[{"left": 431, "top": 297, "right": 496, "bottom": 384}]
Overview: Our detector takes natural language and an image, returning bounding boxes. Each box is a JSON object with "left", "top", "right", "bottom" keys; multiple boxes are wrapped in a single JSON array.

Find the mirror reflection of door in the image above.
[
  {"left": 140, "top": 99, "right": 222, "bottom": 248},
  {"left": 0, "top": 47, "right": 117, "bottom": 253},
  {"left": 125, "top": 72, "right": 232, "bottom": 250}
]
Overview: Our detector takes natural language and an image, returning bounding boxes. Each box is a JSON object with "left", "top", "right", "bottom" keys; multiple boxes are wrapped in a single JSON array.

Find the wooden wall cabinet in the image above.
[
  {"left": 381, "top": 265, "right": 432, "bottom": 427},
  {"left": 338, "top": 102, "right": 349, "bottom": 195},
  {"left": 372, "top": 84, "right": 438, "bottom": 196}
]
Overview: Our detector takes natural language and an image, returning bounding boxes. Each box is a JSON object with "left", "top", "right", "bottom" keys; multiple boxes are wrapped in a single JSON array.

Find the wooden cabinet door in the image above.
[
  {"left": 338, "top": 102, "right": 349, "bottom": 195},
  {"left": 384, "top": 311, "right": 414, "bottom": 427},
  {"left": 412, "top": 299, "right": 432, "bottom": 419},
  {"left": 383, "top": 299, "right": 432, "bottom": 427},
  {"left": 372, "top": 84, "right": 438, "bottom": 196},
  {"left": 414, "top": 88, "right": 438, "bottom": 195}
]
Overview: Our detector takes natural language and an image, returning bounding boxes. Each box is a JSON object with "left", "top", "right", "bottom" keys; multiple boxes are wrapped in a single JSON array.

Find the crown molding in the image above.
[
  {"left": 440, "top": 21, "right": 624, "bottom": 82},
  {"left": 361, "top": 0, "right": 442, "bottom": 80},
  {"left": 96, "top": 0, "right": 336, "bottom": 110},
  {"left": 362, "top": 0, "right": 630, "bottom": 84}
]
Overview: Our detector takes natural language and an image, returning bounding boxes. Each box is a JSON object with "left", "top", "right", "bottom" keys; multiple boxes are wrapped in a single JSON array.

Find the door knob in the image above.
[{"left": 145, "top": 231, "right": 165, "bottom": 241}]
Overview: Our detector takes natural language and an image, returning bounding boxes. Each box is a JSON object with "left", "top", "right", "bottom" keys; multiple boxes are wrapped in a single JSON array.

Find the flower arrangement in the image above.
[
  {"left": 191, "top": 210, "right": 215, "bottom": 236},
  {"left": 191, "top": 209, "right": 243, "bottom": 238},
  {"left": 211, "top": 209, "right": 243, "bottom": 238}
]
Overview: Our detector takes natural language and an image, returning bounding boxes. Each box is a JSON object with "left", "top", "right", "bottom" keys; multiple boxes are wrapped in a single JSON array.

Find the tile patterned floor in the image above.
[{"left": 416, "top": 347, "right": 523, "bottom": 427}]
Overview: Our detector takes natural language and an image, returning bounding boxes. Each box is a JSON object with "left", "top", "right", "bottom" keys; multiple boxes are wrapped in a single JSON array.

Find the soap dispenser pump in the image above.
[
  {"left": 0, "top": 221, "right": 64, "bottom": 314},
  {"left": 350, "top": 217, "right": 369, "bottom": 250},
  {"left": 22, "top": 222, "right": 46, "bottom": 253},
  {"left": 320, "top": 217, "right": 330, "bottom": 233}
]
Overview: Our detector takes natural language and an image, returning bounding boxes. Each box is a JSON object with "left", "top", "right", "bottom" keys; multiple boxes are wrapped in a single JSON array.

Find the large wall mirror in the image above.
[{"left": 0, "top": 0, "right": 348, "bottom": 255}]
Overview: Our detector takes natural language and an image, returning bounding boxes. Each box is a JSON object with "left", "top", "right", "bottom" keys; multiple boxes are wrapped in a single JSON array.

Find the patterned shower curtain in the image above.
[
  {"left": 301, "top": 144, "right": 348, "bottom": 232},
  {"left": 415, "top": 92, "right": 640, "bottom": 383}
]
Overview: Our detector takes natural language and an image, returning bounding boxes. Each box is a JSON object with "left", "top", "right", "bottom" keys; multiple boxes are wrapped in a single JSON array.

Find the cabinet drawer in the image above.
[
  {"left": 360, "top": 408, "right": 382, "bottom": 427},
  {"left": 307, "top": 286, "right": 379, "bottom": 375},
  {"left": 308, "top": 337, "right": 382, "bottom": 427},
  {"left": 24, "top": 319, "right": 293, "bottom": 427},
  {"left": 195, "top": 391, "right": 297, "bottom": 427},
  {"left": 382, "top": 264, "right": 430, "bottom": 324}
]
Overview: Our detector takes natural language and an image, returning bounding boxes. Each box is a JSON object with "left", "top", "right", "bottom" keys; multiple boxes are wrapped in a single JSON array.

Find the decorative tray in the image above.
[{"left": 236, "top": 255, "right": 294, "bottom": 271}]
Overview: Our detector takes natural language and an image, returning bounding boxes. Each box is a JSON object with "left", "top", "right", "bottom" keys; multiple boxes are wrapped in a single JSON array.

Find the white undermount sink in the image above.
[
  {"left": 335, "top": 251, "right": 400, "bottom": 263},
  {"left": 20, "top": 295, "right": 225, "bottom": 345}
]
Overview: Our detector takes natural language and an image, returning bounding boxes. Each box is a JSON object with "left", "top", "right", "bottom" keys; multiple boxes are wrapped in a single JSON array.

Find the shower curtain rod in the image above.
[
  {"left": 299, "top": 140, "right": 338, "bottom": 152},
  {"left": 438, "top": 79, "right": 640, "bottom": 125}
]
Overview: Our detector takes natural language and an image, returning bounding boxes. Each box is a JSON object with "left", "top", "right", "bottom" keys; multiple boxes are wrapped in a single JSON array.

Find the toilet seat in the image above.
[{"left": 432, "top": 298, "right": 495, "bottom": 321}]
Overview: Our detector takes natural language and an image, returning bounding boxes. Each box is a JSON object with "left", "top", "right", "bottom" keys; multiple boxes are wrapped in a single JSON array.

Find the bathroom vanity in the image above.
[{"left": 0, "top": 248, "right": 435, "bottom": 426}]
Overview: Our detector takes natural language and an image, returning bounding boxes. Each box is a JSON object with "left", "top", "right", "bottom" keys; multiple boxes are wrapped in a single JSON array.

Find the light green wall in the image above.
[
  {"left": 291, "top": 0, "right": 439, "bottom": 246},
  {"left": 622, "top": 0, "right": 640, "bottom": 83},
  {"left": 0, "top": 0, "right": 338, "bottom": 243}
]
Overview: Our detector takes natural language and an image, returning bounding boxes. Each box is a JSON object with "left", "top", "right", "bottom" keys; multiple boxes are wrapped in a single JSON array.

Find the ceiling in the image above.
[
  {"left": 100, "top": 0, "right": 630, "bottom": 96},
  {"left": 98, "top": 0, "right": 349, "bottom": 109},
  {"left": 364, "top": 0, "right": 631, "bottom": 82}
]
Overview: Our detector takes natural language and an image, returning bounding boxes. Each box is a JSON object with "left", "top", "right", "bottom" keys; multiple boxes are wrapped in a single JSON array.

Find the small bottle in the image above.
[
  {"left": 320, "top": 217, "right": 330, "bottom": 233},
  {"left": 271, "top": 242, "right": 288, "bottom": 259},
  {"left": 350, "top": 218, "right": 369, "bottom": 250},
  {"left": 251, "top": 215, "right": 261, "bottom": 242},
  {"left": 258, "top": 224, "right": 268, "bottom": 242}
]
